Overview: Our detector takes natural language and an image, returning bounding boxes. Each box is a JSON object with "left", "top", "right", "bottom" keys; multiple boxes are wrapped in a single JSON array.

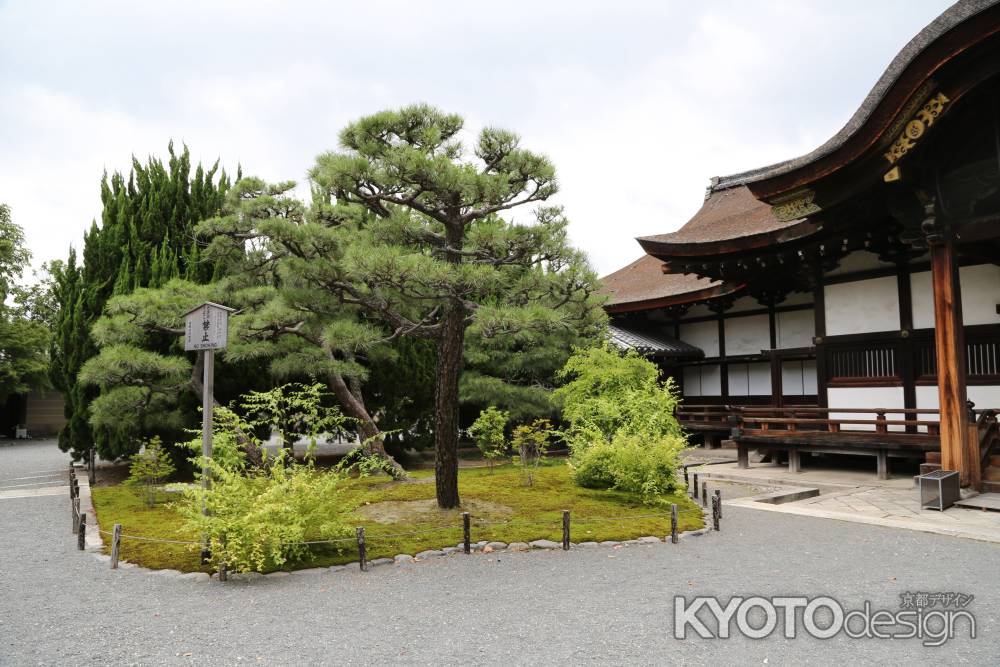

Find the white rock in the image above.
[
  {"left": 415, "top": 549, "right": 444, "bottom": 559},
  {"left": 393, "top": 554, "right": 414, "bottom": 563},
  {"left": 529, "top": 539, "right": 560, "bottom": 550}
]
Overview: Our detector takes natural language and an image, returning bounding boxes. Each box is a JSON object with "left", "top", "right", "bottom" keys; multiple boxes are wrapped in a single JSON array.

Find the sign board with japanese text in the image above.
[{"left": 183, "top": 302, "right": 234, "bottom": 351}]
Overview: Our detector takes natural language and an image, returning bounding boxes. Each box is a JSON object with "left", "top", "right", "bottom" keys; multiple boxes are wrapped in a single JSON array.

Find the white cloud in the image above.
[{"left": 0, "top": 0, "right": 954, "bottom": 277}]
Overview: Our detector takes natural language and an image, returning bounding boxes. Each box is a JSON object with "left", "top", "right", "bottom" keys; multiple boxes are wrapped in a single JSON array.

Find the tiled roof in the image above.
[{"left": 608, "top": 324, "right": 704, "bottom": 359}]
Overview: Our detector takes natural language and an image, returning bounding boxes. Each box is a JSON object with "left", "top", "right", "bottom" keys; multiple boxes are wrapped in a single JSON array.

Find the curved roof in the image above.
[
  {"left": 712, "top": 0, "right": 1000, "bottom": 194},
  {"left": 636, "top": 185, "right": 815, "bottom": 256},
  {"left": 600, "top": 254, "right": 737, "bottom": 313}
]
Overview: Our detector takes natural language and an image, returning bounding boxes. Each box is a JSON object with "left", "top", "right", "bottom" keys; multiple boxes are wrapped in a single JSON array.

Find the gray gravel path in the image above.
[{"left": 1, "top": 439, "right": 998, "bottom": 665}]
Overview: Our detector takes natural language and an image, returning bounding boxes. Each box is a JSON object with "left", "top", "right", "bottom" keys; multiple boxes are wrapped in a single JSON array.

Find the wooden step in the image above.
[
  {"left": 926, "top": 452, "right": 941, "bottom": 464},
  {"left": 984, "top": 480, "right": 1000, "bottom": 494},
  {"left": 990, "top": 455, "right": 1000, "bottom": 468}
]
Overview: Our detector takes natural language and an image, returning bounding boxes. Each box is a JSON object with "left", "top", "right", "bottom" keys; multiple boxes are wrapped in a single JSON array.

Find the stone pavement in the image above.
[{"left": 699, "top": 461, "right": 1000, "bottom": 543}]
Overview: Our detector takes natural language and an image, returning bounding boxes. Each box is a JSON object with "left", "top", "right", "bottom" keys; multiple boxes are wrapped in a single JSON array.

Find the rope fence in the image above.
[{"left": 73, "top": 465, "right": 726, "bottom": 579}]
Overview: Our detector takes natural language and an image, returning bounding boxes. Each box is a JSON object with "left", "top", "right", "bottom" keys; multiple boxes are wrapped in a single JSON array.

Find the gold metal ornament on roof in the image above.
[
  {"left": 771, "top": 189, "right": 821, "bottom": 222},
  {"left": 883, "top": 92, "right": 949, "bottom": 165}
]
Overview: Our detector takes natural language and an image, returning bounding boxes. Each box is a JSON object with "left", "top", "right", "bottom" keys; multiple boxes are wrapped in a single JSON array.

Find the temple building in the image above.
[{"left": 603, "top": 0, "right": 1000, "bottom": 490}]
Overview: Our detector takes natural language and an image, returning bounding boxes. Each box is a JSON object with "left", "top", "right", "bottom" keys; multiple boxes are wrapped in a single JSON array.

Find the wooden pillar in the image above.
[
  {"left": 788, "top": 448, "right": 801, "bottom": 474},
  {"left": 927, "top": 214, "right": 969, "bottom": 485},
  {"left": 876, "top": 450, "right": 888, "bottom": 480}
]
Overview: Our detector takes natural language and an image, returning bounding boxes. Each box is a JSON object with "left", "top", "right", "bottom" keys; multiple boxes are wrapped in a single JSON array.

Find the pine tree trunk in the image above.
[
  {"left": 433, "top": 305, "right": 465, "bottom": 509},
  {"left": 324, "top": 370, "right": 407, "bottom": 479}
]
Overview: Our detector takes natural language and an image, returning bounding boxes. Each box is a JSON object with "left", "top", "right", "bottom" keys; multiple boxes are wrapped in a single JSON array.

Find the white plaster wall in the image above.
[
  {"left": 781, "top": 360, "right": 817, "bottom": 395},
  {"left": 960, "top": 264, "right": 1000, "bottom": 326},
  {"left": 748, "top": 362, "right": 771, "bottom": 395},
  {"left": 917, "top": 384, "right": 1000, "bottom": 412},
  {"left": 776, "top": 309, "right": 815, "bottom": 349},
  {"left": 702, "top": 365, "right": 722, "bottom": 396},
  {"left": 725, "top": 314, "right": 771, "bottom": 355},
  {"left": 782, "top": 361, "right": 804, "bottom": 395},
  {"left": 728, "top": 363, "right": 772, "bottom": 396},
  {"left": 911, "top": 263, "right": 1000, "bottom": 329},
  {"left": 803, "top": 360, "right": 818, "bottom": 394},
  {"left": 679, "top": 320, "right": 719, "bottom": 357},
  {"left": 682, "top": 366, "right": 701, "bottom": 397},
  {"left": 825, "top": 276, "right": 900, "bottom": 336},
  {"left": 826, "top": 386, "right": 905, "bottom": 431},
  {"left": 910, "top": 270, "right": 933, "bottom": 329}
]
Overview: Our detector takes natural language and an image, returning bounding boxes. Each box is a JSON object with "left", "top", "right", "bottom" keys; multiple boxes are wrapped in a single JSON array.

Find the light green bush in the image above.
[
  {"left": 555, "top": 346, "right": 688, "bottom": 503},
  {"left": 511, "top": 418, "right": 552, "bottom": 486},
  {"left": 125, "top": 436, "right": 175, "bottom": 507},
  {"left": 178, "top": 453, "right": 351, "bottom": 573},
  {"left": 467, "top": 406, "right": 510, "bottom": 472},
  {"left": 572, "top": 432, "right": 684, "bottom": 502}
]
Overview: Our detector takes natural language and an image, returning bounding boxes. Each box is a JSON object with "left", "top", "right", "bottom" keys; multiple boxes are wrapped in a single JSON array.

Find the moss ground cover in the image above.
[{"left": 92, "top": 462, "right": 703, "bottom": 573}]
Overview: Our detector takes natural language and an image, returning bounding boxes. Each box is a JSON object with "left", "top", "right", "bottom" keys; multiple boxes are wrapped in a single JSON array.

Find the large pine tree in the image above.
[{"left": 51, "top": 144, "right": 235, "bottom": 460}]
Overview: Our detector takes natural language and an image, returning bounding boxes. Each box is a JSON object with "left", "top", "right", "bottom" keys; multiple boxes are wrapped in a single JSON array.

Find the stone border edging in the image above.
[{"left": 86, "top": 505, "right": 716, "bottom": 583}]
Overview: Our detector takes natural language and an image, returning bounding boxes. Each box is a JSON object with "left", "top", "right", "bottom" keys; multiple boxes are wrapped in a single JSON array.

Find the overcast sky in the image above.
[{"left": 0, "top": 0, "right": 954, "bottom": 278}]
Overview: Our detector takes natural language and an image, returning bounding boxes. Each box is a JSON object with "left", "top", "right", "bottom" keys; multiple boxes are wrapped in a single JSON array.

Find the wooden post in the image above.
[
  {"left": 875, "top": 411, "right": 887, "bottom": 435},
  {"left": 967, "top": 422, "right": 982, "bottom": 491},
  {"left": 356, "top": 526, "right": 367, "bottom": 571},
  {"left": 562, "top": 510, "right": 570, "bottom": 550},
  {"left": 712, "top": 496, "right": 720, "bottom": 531},
  {"left": 876, "top": 450, "right": 889, "bottom": 480},
  {"left": 737, "top": 444, "right": 749, "bottom": 469},
  {"left": 691, "top": 473, "right": 698, "bottom": 500},
  {"left": 701, "top": 482, "right": 707, "bottom": 507},
  {"left": 77, "top": 515, "right": 86, "bottom": 550},
  {"left": 670, "top": 504, "right": 678, "bottom": 544},
  {"left": 88, "top": 447, "right": 96, "bottom": 487},
  {"left": 788, "top": 448, "right": 801, "bottom": 473},
  {"left": 928, "top": 220, "right": 970, "bottom": 484},
  {"left": 462, "top": 512, "right": 471, "bottom": 554},
  {"left": 110, "top": 523, "right": 122, "bottom": 569},
  {"left": 200, "top": 349, "right": 214, "bottom": 565},
  {"left": 201, "top": 348, "right": 214, "bottom": 507},
  {"left": 219, "top": 562, "right": 227, "bottom": 582},
  {"left": 714, "top": 489, "right": 722, "bottom": 520},
  {"left": 683, "top": 467, "right": 689, "bottom": 487}
]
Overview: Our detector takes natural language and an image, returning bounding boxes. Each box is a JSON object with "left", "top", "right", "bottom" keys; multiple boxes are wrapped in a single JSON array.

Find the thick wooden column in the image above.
[{"left": 928, "top": 231, "right": 969, "bottom": 484}]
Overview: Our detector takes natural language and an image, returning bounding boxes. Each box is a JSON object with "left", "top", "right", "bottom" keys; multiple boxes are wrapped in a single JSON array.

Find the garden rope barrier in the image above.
[{"left": 90, "top": 508, "right": 710, "bottom": 547}]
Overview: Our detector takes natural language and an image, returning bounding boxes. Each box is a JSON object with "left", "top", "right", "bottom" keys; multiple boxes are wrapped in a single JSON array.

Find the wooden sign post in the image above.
[{"left": 184, "top": 302, "right": 234, "bottom": 506}]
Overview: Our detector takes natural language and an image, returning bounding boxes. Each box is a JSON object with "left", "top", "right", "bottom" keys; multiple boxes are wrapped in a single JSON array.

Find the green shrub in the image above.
[
  {"left": 125, "top": 436, "right": 175, "bottom": 507},
  {"left": 178, "top": 453, "right": 351, "bottom": 573},
  {"left": 571, "top": 432, "right": 684, "bottom": 502},
  {"left": 467, "top": 406, "right": 510, "bottom": 472},
  {"left": 555, "top": 346, "right": 689, "bottom": 503},
  {"left": 511, "top": 418, "right": 552, "bottom": 486}
]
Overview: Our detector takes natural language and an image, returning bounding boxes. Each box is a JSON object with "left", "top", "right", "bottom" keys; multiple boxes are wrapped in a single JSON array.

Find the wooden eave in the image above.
[
  {"left": 603, "top": 281, "right": 744, "bottom": 314},
  {"left": 638, "top": 219, "right": 824, "bottom": 259}
]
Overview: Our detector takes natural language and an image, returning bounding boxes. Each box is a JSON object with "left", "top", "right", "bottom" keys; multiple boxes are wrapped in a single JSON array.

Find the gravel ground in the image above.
[{"left": 1, "top": 439, "right": 998, "bottom": 665}]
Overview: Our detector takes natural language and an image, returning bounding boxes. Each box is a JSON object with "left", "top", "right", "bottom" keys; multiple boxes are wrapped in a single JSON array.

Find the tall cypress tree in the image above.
[{"left": 51, "top": 143, "right": 233, "bottom": 460}]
